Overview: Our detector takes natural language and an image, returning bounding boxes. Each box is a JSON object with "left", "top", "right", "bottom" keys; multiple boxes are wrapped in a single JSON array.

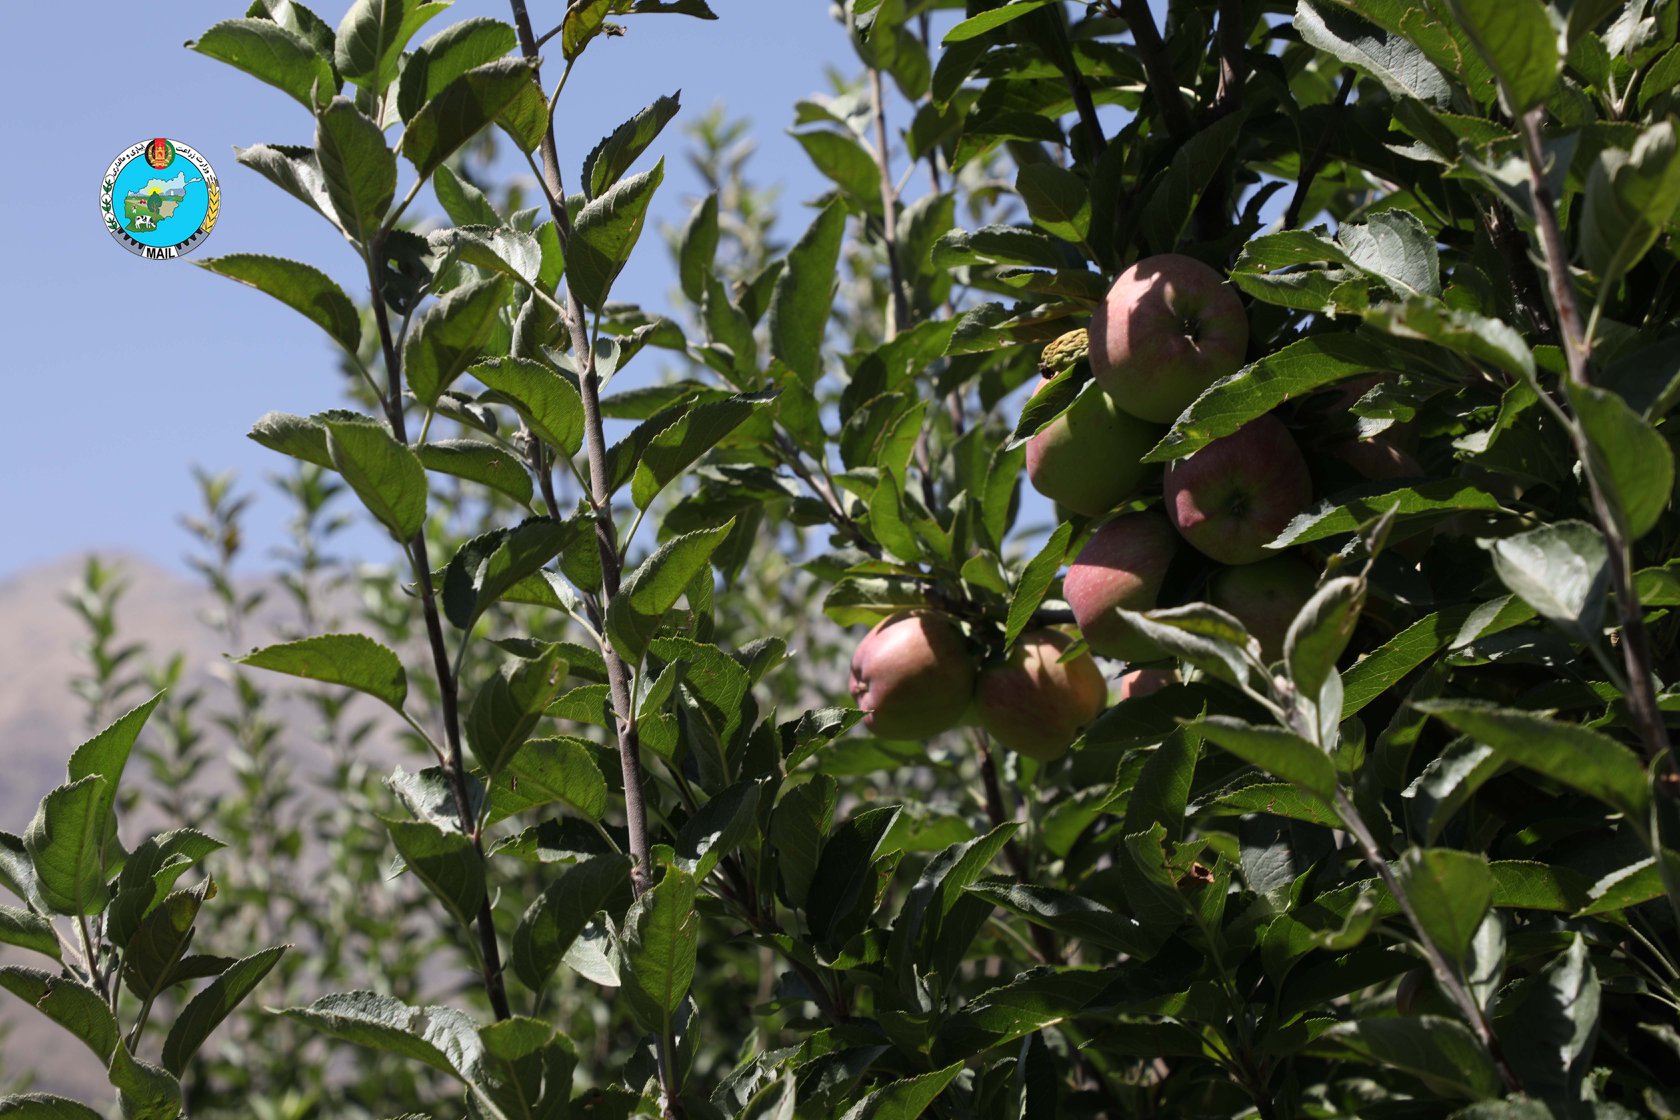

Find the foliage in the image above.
[{"left": 8, "top": 0, "right": 1680, "bottom": 1117}]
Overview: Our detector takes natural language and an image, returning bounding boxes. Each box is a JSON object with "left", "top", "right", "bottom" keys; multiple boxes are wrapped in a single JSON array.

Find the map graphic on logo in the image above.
[{"left": 100, "top": 138, "right": 220, "bottom": 260}]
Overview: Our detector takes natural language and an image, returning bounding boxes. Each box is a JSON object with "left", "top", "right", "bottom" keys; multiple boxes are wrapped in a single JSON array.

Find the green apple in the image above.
[
  {"left": 1090, "top": 253, "right": 1249, "bottom": 424},
  {"left": 1164, "top": 414, "right": 1312, "bottom": 565},
  {"left": 1063, "top": 511, "right": 1179, "bottom": 661},
  {"left": 976, "top": 629, "right": 1107, "bottom": 760},
  {"left": 1025, "top": 377, "right": 1163, "bottom": 517},
  {"left": 1207, "top": 553, "right": 1318, "bottom": 661},
  {"left": 848, "top": 612, "right": 976, "bottom": 739}
]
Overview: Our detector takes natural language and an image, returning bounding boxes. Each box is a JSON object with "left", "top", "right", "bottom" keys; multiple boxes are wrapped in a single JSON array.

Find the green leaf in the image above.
[
  {"left": 404, "top": 277, "right": 511, "bottom": 406},
  {"left": 1496, "top": 934, "right": 1599, "bottom": 1099},
  {"left": 236, "top": 633, "right": 408, "bottom": 712},
  {"left": 838, "top": 1062, "right": 964, "bottom": 1120},
  {"left": 678, "top": 193, "right": 719, "bottom": 304},
  {"left": 334, "top": 0, "right": 449, "bottom": 91},
  {"left": 188, "top": 19, "right": 336, "bottom": 108},
  {"left": 0, "top": 907, "right": 58, "bottom": 961},
  {"left": 794, "top": 130, "right": 882, "bottom": 215},
  {"left": 464, "top": 645, "right": 570, "bottom": 777},
  {"left": 194, "top": 254, "right": 361, "bottom": 353},
  {"left": 1195, "top": 717, "right": 1339, "bottom": 799},
  {"left": 1145, "top": 334, "right": 1393, "bottom": 463},
  {"left": 621, "top": 868, "right": 700, "bottom": 1034},
  {"left": 1005, "top": 523, "right": 1071, "bottom": 648},
  {"left": 585, "top": 92, "right": 681, "bottom": 200},
  {"left": 1337, "top": 210, "right": 1442, "bottom": 298},
  {"left": 769, "top": 777, "right": 835, "bottom": 908},
  {"left": 605, "top": 521, "right": 734, "bottom": 662},
  {"left": 282, "top": 991, "right": 481, "bottom": 1079},
  {"left": 321, "top": 415, "right": 429, "bottom": 540},
  {"left": 1293, "top": 1, "right": 1451, "bottom": 104},
  {"left": 402, "top": 58, "right": 547, "bottom": 178},
  {"left": 567, "top": 161, "right": 664, "bottom": 311},
  {"left": 1420, "top": 700, "right": 1650, "bottom": 820},
  {"left": 965, "top": 881, "right": 1152, "bottom": 955},
  {"left": 471, "top": 357, "right": 585, "bottom": 457},
  {"left": 1017, "top": 163, "right": 1089, "bottom": 243},
  {"left": 1582, "top": 120, "right": 1680, "bottom": 296},
  {"left": 488, "top": 737, "right": 608, "bottom": 825},
  {"left": 121, "top": 884, "right": 207, "bottom": 1006},
  {"left": 1397, "top": 848, "right": 1495, "bottom": 961},
  {"left": 383, "top": 818, "right": 485, "bottom": 925},
  {"left": 511, "top": 854, "right": 631, "bottom": 992},
  {"left": 1273, "top": 481, "right": 1501, "bottom": 548},
  {"left": 434, "top": 162, "right": 503, "bottom": 228},
  {"left": 397, "top": 17, "right": 519, "bottom": 122},
  {"left": 942, "top": 1, "right": 1057, "bottom": 43},
  {"left": 561, "top": 0, "right": 613, "bottom": 59},
  {"left": 442, "top": 518, "right": 573, "bottom": 630},
  {"left": 1364, "top": 299, "right": 1534, "bottom": 383},
  {"left": 161, "top": 946, "right": 288, "bottom": 1076},
  {"left": 472, "top": 1018, "right": 578, "bottom": 1120},
  {"left": 0, "top": 968, "right": 117, "bottom": 1061},
  {"left": 1577, "top": 852, "right": 1678, "bottom": 915},
  {"left": 249, "top": 410, "right": 333, "bottom": 468},
  {"left": 416, "top": 439, "right": 534, "bottom": 506},
  {"left": 0, "top": 1095, "right": 106, "bottom": 1119},
  {"left": 631, "top": 392, "right": 776, "bottom": 509},
  {"left": 675, "top": 781, "right": 762, "bottom": 879},
  {"left": 1314, "top": 1016, "right": 1502, "bottom": 1100},
  {"left": 23, "top": 778, "right": 110, "bottom": 917},
  {"left": 1447, "top": 0, "right": 1562, "bottom": 112},
  {"left": 106, "top": 830, "right": 225, "bottom": 948},
  {"left": 1487, "top": 520, "right": 1608, "bottom": 643},
  {"left": 315, "top": 98, "right": 395, "bottom": 242},
  {"left": 1285, "top": 576, "right": 1365, "bottom": 702},
  {"left": 434, "top": 225, "right": 540, "bottom": 285},
  {"left": 1568, "top": 381, "right": 1675, "bottom": 540},
  {"left": 106, "top": 1044, "right": 183, "bottom": 1120},
  {"left": 234, "top": 142, "right": 337, "bottom": 226},
  {"left": 1113, "top": 605, "right": 1256, "bottom": 692},
  {"left": 807, "top": 805, "right": 901, "bottom": 945},
  {"left": 769, "top": 200, "right": 847, "bottom": 386}
]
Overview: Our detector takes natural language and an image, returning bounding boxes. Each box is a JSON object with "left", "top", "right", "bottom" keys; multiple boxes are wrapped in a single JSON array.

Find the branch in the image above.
[
  {"left": 1113, "top": 0, "right": 1195, "bottom": 141},
  {"left": 1282, "top": 69, "right": 1353, "bottom": 230},
  {"left": 1517, "top": 107, "right": 1672, "bottom": 762},
  {"left": 868, "top": 68, "right": 911, "bottom": 338}
]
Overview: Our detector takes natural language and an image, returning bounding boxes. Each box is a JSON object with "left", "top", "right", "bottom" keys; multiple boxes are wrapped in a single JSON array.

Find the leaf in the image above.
[
  {"left": 1496, "top": 934, "right": 1600, "bottom": 1100},
  {"left": 631, "top": 392, "right": 776, "bottom": 509},
  {"left": 511, "top": 854, "right": 631, "bottom": 992},
  {"left": 188, "top": 19, "right": 336, "bottom": 108},
  {"left": 471, "top": 357, "right": 585, "bottom": 457},
  {"left": 1113, "top": 604, "right": 1256, "bottom": 692},
  {"left": 794, "top": 130, "right": 882, "bottom": 214},
  {"left": 23, "top": 778, "right": 110, "bottom": 917},
  {"left": 397, "top": 17, "right": 520, "bottom": 123},
  {"left": 1273, "top": 481, "right": 1501, "bottom": 548},
  {"left": 465, "top": 645, "right": 570, "bottom": 778},
  {"left": 0, "top": 968, "right": 117, "bottom": 1061},
  {"left": 383, "top": 818, "right": 486, "bottom": 925},
  {"left": 0, "top": 1095, "right": 106, "bottom": 1119},
  {"left": 160, "top": 946, "right": 288, "bottom": 1076},
  {"left": 1124, "top": 727, "right": 1201, "bottom": 843},
  {"left": 106, "top": 1044, "right": 183, "bottom": 1120},
  {"left": 404, "top": 277, "right": 511, "bottom": 406},
  {"left": 1195, "top": 717, "right": 1340, "bottom": 799},
  {"left": 1568, "top": 381, "right": 1675, "bottom": 540},
  {"left": 442, "top": 518, "right": 573, "bottom": 630},
  {"left": 1314, "top": 1016, "right": 1502, "bottom": 1100},
  {"left": 568, "top": 162, "right": 664, "bottom": 311},
  {"left": 1398, "top": 848, "right": 1495, "bottom": 961},
  {"left": 605, "top": 521, "right": 734, "bottom": 662},
  {"left": 194, "top": 255, "right": 361, "bottom": 353},
  {"left": 1364, "top": 299, "right": 1533, "bottom": 382},
  {"left": 1447, "top": 0, "right": 1562, "bottom": 112},
  {"left": 807, "top": 805, "right": 901, "bottom": 945},
  {"left": 620, "top": 868, "right": 700, "bottom": 1034},
  {"left": 838, "top": 1062, "right": 964, "bottom": 1120},
  {"left": 678, "top": 193, "right": 719, "bottom": 304},
  {"left": 237, "top": 633, "right": 408, "bottom": 711},
  {"left": 561, "top": 0, "right": 613, "bottom": 59},
  {"left": 1419, "top": 700, "right": 1650, "bottom": 820},
  {"left": 0, "top": 907, "right": 58, "bottom": 961},
  {"left": 1581, "top": 120, "right": 1680, "bottom": 297},
  {"left": 1285, "top": 576, "right": 1365, "bottom": 702},
  {"left": 769, "top": 200, "right": 847, "bottom": 386},
  {"left": 472, "top": 1017, "right": 578, "bottom": 1120},
  {"left": 106, "top": 830, "right": 225, "bottom": 948},
  {"left": 321, "top": 416, "right": 428, "bottom": 540},
  {"left": 1487, "top": 520, "right": 1609, "bottom": 643},
  {"left": 334, "top": 0, "right": 449, "bottom": 91},
  {"left": 282, "top": 991, "right": 482, "bottom": 1079},
  {"left": 249, "top": 410, "right": 333, "bottom": 468},
  {"left": 121, "top": 883, "right": 208, "bottom": 1007},
  {"left": 417, "top": 439, "right": 533, "bottom": 506},
  {"left": 402, "top": 58, "right": 547, "bottom": 178},
  {"left": 1004, "top": 522, "right": 1071, "bottom": 648},
  {"left": 583, "top": 93, "right": 680, "bottom": 202},
  {"left": 1337, "top": 210, "right": 1442, "bottom": 298},
  {"left": 315, "top": 98, "right": 395, "bottom": 243},
  {"left": 769, "top": 777, "right": 835, "bottom": 908},
  {"left": 235, "top": 143, "right": 337, "bottom": 226},
  {"left": 965, "top": 882, "right": 1152, "bottom": 955},
  {"left": 675, "top": 782, "right": 762, "bottom": 880},
  {"left": 1293, "top": 1, "right": 1451, "bottom": 104}
]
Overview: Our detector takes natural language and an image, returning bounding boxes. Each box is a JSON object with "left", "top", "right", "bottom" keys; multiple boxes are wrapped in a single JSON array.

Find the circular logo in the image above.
[{"left": 100, "top": 138, "right": 219, "bottom": 260}]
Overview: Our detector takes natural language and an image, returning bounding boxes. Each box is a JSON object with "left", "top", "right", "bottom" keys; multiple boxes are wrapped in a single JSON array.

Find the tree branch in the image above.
[
  {"left": 1283, "top": 69, "right": 1353, "bottom": 231},
  {"left": 868, "top": 68, "right": 911, "bottom": 339},
  {"left": 1112, "top": 0, "right": 1195, "bottom": 141}
]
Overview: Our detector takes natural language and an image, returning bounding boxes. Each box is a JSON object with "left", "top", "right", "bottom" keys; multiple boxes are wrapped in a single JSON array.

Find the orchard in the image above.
[{"left": 7, "top": 1, "right": 1680, "bottom": 1118}]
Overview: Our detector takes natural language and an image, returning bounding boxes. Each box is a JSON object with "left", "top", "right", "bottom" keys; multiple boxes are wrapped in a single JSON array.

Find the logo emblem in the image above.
[{"left": 100, "top": 138, "right": 219, "bottom": 260}]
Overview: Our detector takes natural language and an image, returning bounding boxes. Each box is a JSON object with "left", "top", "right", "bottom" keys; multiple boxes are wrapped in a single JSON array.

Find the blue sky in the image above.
[{"left": 0, "top": 0, "right": 866, "bottom": 577}]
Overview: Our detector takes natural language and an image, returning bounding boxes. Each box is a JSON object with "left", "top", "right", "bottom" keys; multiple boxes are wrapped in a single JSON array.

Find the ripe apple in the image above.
[
  {"left": 976, "top": 629, "right": 1107, "bottom": 760},
  {"left": 1206, "top": 554, "right": 1319, "bottom": 661},
  {"left": 1117, "top": 667, "right": 1177, "bottom": 700},
  {"left": 1089, "top": 254, "right": 1250, "bottom": 424},
  {"left": 1325, "top": 436, "right": 1422, "bottom": 482},
  {"left": 848, "top": 612, "right": 976, "bottom": 739},
  {"left": 1164, "top": 414, "right": 1312, "bottom": 565},
  {"left": 1063, "top": 511, "right": 1179, "bottom": 661},
  {"left": 1025, "top": 378, "right": 1163, "bottom": 517}
]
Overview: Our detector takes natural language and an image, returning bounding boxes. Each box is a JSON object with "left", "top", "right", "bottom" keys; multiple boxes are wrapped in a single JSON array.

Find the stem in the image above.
[
  {"left": 1282, "top": 69, "right": 1353, "bottom": 230},
  {"left": 1517, "top": 108, "right": 1672, "bottom": 763},
  {"left": 364, "top": 247, "right": 513, "bottom": 1023},
  {"left": 1112, "top": 0, "right": 1195, "bottom": 141},
  {"left": 507, "top": 3, "right": 679, "bottom": 1113},
  {"left": 75, "top": 913, "right": 108, "bottom": 1004},
  {"left": 868, "top": 68, "right": 911, "bottom": 338}
]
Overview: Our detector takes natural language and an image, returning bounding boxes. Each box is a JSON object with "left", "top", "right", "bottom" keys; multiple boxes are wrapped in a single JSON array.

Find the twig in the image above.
[
  {"left": 1112, "top": 0, "right": 1195, "bottom": 141},
  {"left": 1282, "top": 69, "right": 1354, "bottom": 230},
  {"left": 1517, "top": 107, "right": 1672, "bottom": 763},
  {"left": 868, "top": 68, "right": 911, "bottom": 338}
]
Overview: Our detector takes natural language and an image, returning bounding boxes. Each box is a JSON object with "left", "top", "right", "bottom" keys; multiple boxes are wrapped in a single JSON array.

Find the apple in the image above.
[
  {"left": 1163, "top": 414, "right": 1312, "bottom": 565},
  {"left": 1025, "top": 378, "right": 1163, "bottom": 517},
  {"left": 848, "top": 612, "right": 976, "bottom": 739},
  {"left": 1063, "top": 511, "right": 1179, "bottom": 661},
  {"left": 1089, "top": 254, "right": 1250, "bottom": 424},
  {"left": 1326, "top": 436, "right": 1422, "bottom": 482},
  {"left": 976, "top": 629, "right": 1107, "bottom": 760},
  {"left": 1117, "top": 667, "right": 1177, "bottom": 700},
  {"left": 1206, "top": 554, "right": 1319, "bottom": 661}
]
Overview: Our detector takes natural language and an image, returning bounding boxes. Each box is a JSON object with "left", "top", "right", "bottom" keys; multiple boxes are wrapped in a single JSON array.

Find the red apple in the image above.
[
  {"left": 1089, "top": 254, "right": 1250, "bottom": 424},
  {"left": 1326, "top": 436, "right": 1422, "bottom": 482},
  {"left": 1024, "top": 378, "right": 1163, "bottom": 517},
  {"left": 976, "top": 629, "right": 1108, "bottom": 760},
  {"left": 848, "top": 612, "right": 976, "bottom": 739},
  {"left": 1117, "top": 667, "right": 1177, "bottom": 700},
  {"left": 1063, "top": 511, "right": 1179, "bottom": 661},
  {"left": 1206, "top": 554, "right": 1319, "bottom": 661},
  {"left": 1164, "top": 415, "right": 1312, "bottom": 565}
]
